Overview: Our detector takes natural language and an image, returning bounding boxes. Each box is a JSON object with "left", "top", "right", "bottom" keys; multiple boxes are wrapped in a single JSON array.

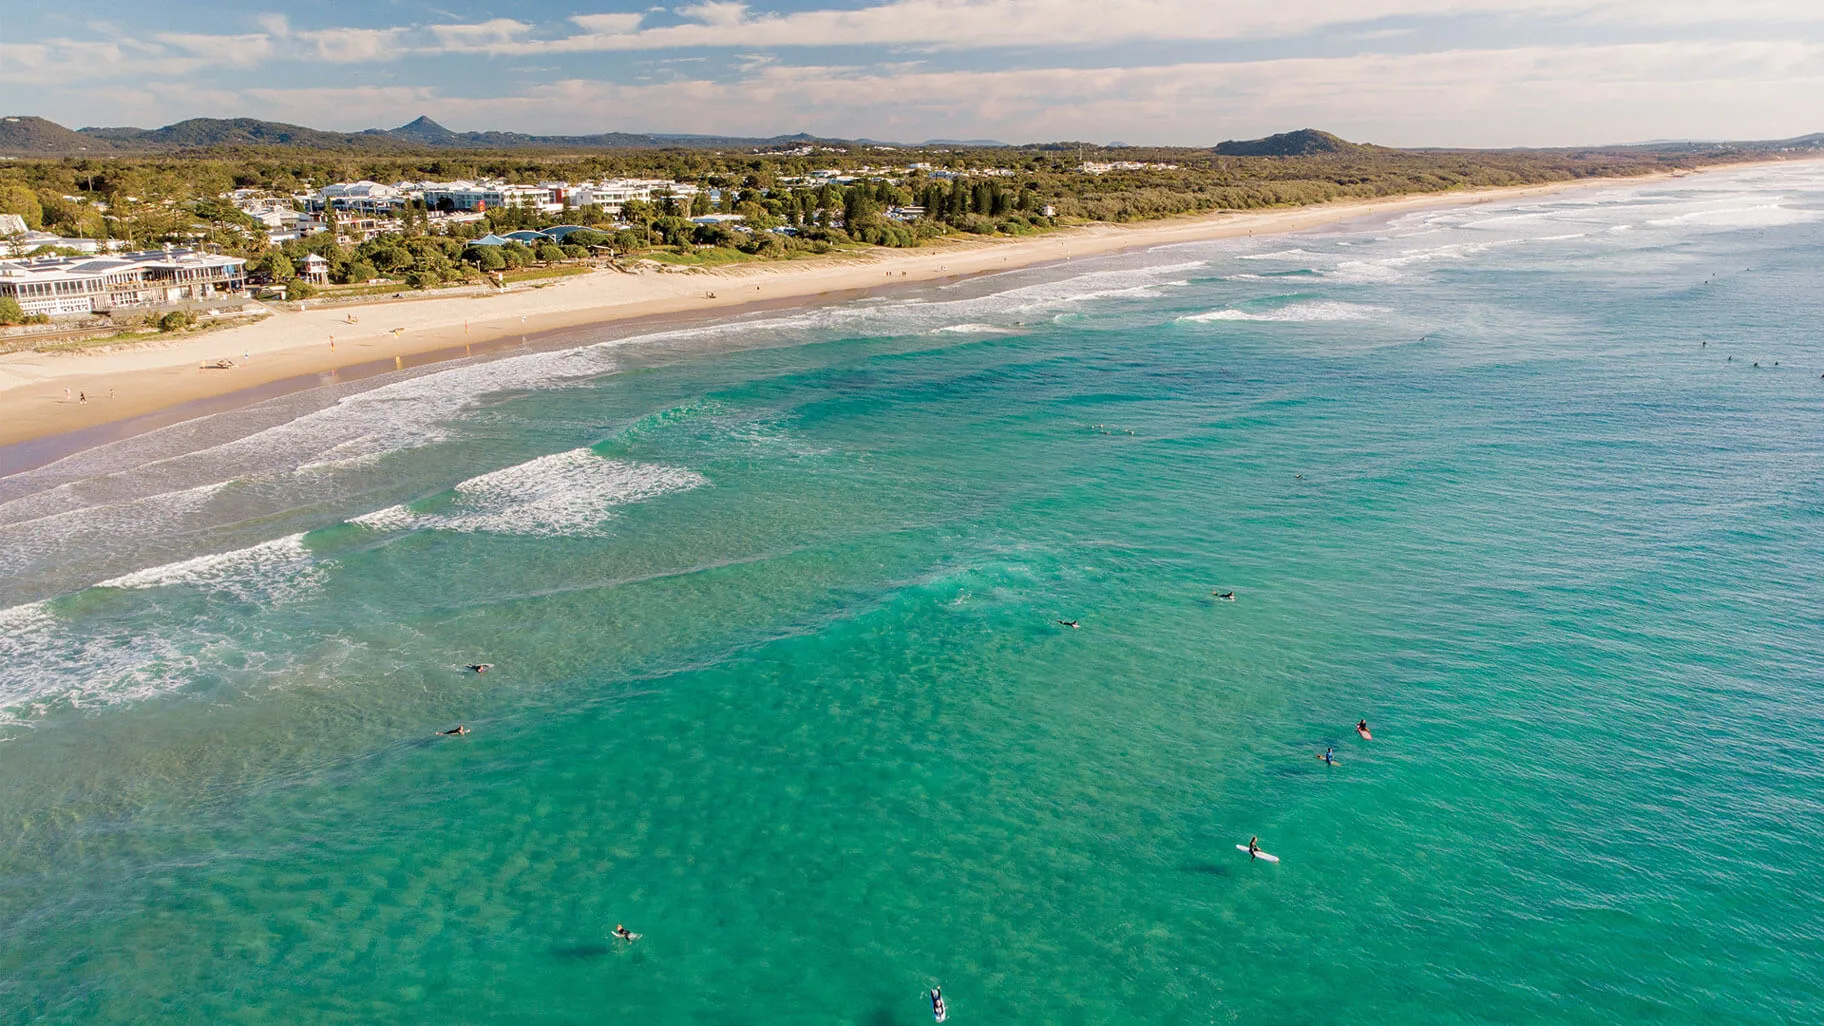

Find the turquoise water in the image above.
[{"left": 4, "top": 165, "right": 1823, "bottom": 1023}]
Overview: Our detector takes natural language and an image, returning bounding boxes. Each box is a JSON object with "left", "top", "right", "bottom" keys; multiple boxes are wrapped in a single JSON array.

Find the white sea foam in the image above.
[
  {"left": 0, "top": 601, "right": 198, "bottom": 727},
  {"left": 97, "top": 533, "right": 324, "bottom": 604},
  {"left": 1179, "top": 301, "right": 1385, "bottom": 323},
  {"left": 1239, "top": 248, "right": 1328, "bottom": 262},
  {"left": 349, "top": 504, "right": 418, "bottom": 531},
  {"left": 350, "top": 449, "right": 707, "bottom": 538},
  {"left": 930, "top": 323, "right": 1016, "bottom": 335}
]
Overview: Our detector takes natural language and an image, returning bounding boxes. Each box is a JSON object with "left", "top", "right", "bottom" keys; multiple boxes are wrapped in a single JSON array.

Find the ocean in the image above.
[{"left": 2, "top": 163, "right": 1821, "bottom": 1023}]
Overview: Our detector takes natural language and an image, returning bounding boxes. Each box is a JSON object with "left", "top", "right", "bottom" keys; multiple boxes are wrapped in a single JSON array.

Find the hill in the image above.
[
  {"left": 1214, "top": 129, "right": 1359, "bottom": 157},
  {"left": 0, "top": 115, "right": 116, "bottom": 154},
  {"left": 0, "top": 114, "right": 843, "bottom": 154}
]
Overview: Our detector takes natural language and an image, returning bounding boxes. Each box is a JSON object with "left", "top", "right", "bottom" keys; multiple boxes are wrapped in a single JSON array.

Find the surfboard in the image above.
[
  {"left": 1317, "top": 755, "right": 1339, "bottom": 764},
  {"left": 614, "top": 932, "right": 641, "bottom": 942},
  {"left": 1236, "top": 845, "right": 1280, "bottom": 863},
  {"left": 1356, "top": 727, "right": 1372, "bottom": 740}
]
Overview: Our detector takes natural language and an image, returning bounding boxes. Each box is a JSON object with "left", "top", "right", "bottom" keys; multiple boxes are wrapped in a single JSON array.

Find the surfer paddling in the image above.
[
  {"left": 439, "top": 725, "right": 469, "bottom": 736},
  {"left": 466, "top": 663, "right": 493, "bottom": 674},
  {"left": 930, "top": 987, "right": 948, "bottom": 1022},
  {"left": 1213, "top": 590, "right": 1235, "bottom": 601},
  {"left": 1056, "top": 619, "right": 1080, "bottom": 630},
  {"left": 612, "top": 924, "right": 638, "bottom": 942}
]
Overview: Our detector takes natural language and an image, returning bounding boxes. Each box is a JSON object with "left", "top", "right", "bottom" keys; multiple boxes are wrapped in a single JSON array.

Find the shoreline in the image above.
[{"left": 0, "top": 165, "right": 1762, "bottom": 468}]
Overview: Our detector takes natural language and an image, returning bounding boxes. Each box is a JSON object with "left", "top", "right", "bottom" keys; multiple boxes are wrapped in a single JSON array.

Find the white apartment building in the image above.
[
  {"left": 0, "top": 249, "right": 248, "bottom": 316},
  {"left": 314, "top": 181, "right": 406, "bottom": 215},
  {"left": 421, "top": 182, "right": 558, "bottom": 213},
  {"left": 566, "top": 179, "right": 699, "bottom": 210}
]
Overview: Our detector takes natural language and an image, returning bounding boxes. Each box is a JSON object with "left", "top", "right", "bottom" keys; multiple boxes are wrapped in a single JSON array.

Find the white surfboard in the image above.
[{"left": 1237, "top": 844, "right": 1280, "bottom": 863}]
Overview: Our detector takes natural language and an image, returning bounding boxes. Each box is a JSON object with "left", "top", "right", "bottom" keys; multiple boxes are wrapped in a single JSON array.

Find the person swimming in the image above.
[
  {"left": 439, "top": 725, "right": 469, "bottom": 736},
  {"left": 1057, "top": 619, "right": 1080, "bottom": 629},
  {"left": 930, "top": 987, "right": 947, "bottom": 1022}
]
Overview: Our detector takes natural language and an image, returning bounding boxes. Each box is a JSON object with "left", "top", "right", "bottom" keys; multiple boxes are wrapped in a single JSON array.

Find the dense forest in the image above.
[{"left": 0, "top": 131, "right": 1803, "bottom": 300}]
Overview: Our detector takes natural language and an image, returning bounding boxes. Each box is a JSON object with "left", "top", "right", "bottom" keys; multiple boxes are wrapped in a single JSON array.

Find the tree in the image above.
[
  {"left": 0, "top": 296, "right": 25, "bottom": 325},
  {"left": 254, "top": 251, "right": 295, "bottom": 281},
  {"left": 534, "top": 242, "right": 566, "bottom": 263},
  {"left": 0, "top": 184, "right": 43, "bottom": 230},
  {"left": 464, "top": 245, "right": 506, "bottom": 271}
]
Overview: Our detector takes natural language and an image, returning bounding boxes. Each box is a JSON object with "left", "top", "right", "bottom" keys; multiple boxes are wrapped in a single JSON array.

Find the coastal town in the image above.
[
  {"left": 2, "top": 123, "right": 1758, "bottom": 333},
  {"left": 0, "top": 161, "right": 1059, "bottom": 327}
]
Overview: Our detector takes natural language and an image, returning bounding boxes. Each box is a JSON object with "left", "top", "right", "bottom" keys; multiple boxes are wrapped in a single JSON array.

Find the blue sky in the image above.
[{"left": 2, "top": 1, "right": 1822, "bottom": 146}]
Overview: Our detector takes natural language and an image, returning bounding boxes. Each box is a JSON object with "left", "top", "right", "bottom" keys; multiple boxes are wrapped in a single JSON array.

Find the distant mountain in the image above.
[
  {"left": 0, "top": 114, "right": 855, "bottom": 154},
  {"left": 0, "top": 115, "right": 111, "bottom": 153},
  {"left": 385, "top": 115, "right": 458, "bottom": 146},
  {"left": 1214, "top": 129, "right": 1359, "bottom": 157},
  {"left": 80, "top": 117, "right": 404, "bottom": 151}
]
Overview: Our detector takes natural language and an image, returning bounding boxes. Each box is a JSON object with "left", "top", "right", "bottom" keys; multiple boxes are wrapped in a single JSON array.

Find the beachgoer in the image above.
[
  {"left": 440, "top": 725, "right": 469, "bottom": 736},
  {"left": 78, "top": 392, "right": 86, "bottom": 404}
]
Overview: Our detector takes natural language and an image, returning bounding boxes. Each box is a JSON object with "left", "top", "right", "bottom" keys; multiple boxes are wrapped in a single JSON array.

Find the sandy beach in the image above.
[{"left": 0, "top": 172, "right": 1698, "bottom": 455}]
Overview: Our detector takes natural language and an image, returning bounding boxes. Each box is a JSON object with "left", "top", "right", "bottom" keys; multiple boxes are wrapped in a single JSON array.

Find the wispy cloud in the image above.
[{"left": 212, "top": 39, "right": 1824, "bottom": 146}]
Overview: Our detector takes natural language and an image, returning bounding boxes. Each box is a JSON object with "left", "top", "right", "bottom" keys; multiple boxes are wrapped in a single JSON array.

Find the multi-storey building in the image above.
[{"left": 0, "top": 249, "right": 248, "bottom": 316}]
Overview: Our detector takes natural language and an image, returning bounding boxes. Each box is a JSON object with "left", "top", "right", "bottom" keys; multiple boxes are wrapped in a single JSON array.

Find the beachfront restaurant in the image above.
[{"left": 0, "top": 249, "right": 249, "bottom": 317}]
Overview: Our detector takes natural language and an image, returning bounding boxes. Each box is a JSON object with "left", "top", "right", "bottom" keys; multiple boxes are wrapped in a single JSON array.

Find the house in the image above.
[
  {"left": 298, "top": 253, "right": 330, "bottom": 285},
  {"left": 0, "top": 248, "right": 247, "bottom": 316}
]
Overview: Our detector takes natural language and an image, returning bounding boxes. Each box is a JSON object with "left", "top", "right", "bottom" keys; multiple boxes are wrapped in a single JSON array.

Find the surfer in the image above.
[
  {"left": 1247, "top": 836, "right": 1261, "bottom": 859},
  {"left": 1319, "top": 746, "right": 1335, "bottom": 765},
  {"left": 930, "top": 987, "right": 947, "bottom": 1022},
  {"left": 439, "top": 725, "right": 469, "bottom": 736},
  {"left": 1214, "top": 591, "right": 1235, "bottom": 601},
  {"left": 466, "top": 663, "right": 492, "bottom": 674},
  {"left": 1357, "top": 719, "right": 1368, "bottom": 733},
  {"left": 612, "top": 924, "right": 636, "bottom": 942},
  {"left": 1057, "top": 619, "right": 1080, "bottom": 629}
]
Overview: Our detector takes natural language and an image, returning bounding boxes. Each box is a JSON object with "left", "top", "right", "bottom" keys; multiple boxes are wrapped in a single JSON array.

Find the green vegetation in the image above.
[{"left": 0, "top": 130, "right": 1797, "bottom": 290}]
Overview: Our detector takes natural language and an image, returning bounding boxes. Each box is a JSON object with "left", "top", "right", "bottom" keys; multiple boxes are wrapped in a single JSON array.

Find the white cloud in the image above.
[
  {"left": 676, "top": 2, "right": 751, "bottom": 27},
  {"left": 297, "top": 27, "right": 406, "bottom": 63},
  {"left": 393, "top": 40, "right": 1824, "bottom": 146},
  {"left": 154, "top": 32, "right": 275, "bottom": 67},
  {"left": 569, "top": 13, "right": 646, "bottom": 33},
  {"left": 429, "top": 19, "right": 532, "bottom": 49},
  {"left": 471, "top": 0, "right": 1824, "bottom": 55}
]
